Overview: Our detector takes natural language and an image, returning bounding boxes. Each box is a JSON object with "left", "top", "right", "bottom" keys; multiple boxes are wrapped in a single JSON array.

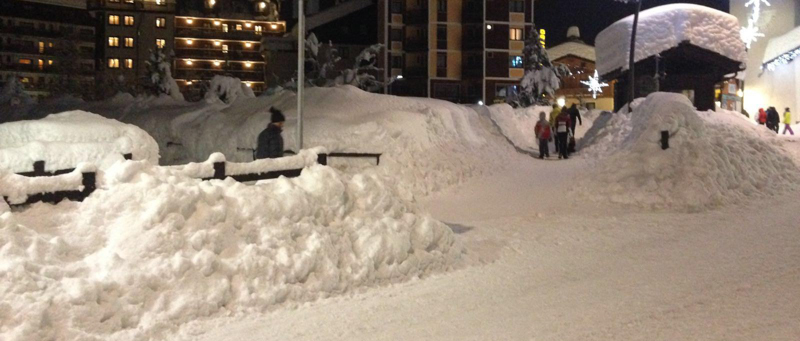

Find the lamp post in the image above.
[
  {"left": 628, "top": 0, "right": 642, "bottom": 108},
  {"left": 297, "top": 0, "right": 305, "bottom": 150}
]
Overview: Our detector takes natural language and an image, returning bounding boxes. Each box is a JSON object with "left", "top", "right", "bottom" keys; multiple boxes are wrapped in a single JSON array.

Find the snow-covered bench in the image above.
[{"left": 167, "top": 147, "right": 328, "bottom": 182}]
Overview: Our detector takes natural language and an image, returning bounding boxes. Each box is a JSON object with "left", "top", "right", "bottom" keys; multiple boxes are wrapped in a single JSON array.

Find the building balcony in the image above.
[
  {"left": 175, "top": 27, "right": 278, "bottom": 41},
  {"left": 404, "top": 38, "right": 428, "bottom": 52},
  {"left": 0, "top": 24, "right": 95, "bottom": 43},
  {"left": 462, "top": 9, "right": 483, "bottom": 23},
  {"left": 174, "top": 47, "right": 263, "bottom": 61},
  {"left": 403, "top": 66, "right": 428, "bottom": 78},
  {"left": 174, "top": 68, "right": 264, "bottom": 82},
  {"left": 87, "top": 0, "right": 176, "bottom": 12},
  {"left": 404, "top": 9, "right": 428, "bottom": 25},
  {"left": 0, "top": 63, "right": 94, "bottom": 76}
]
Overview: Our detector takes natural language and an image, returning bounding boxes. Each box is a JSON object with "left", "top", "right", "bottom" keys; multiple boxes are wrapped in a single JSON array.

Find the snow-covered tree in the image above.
[
  {"left": 515, "top": 27, "right": 570, "bottom": 107},
  {"left": 145, "top": 48, "right": 184, "bottom": 101},
  {"left": 204, "top": 75, "right": 256, "bottom": 104},
  {"left": 335, "top": 44, "right": 390, "bottom": 92}
]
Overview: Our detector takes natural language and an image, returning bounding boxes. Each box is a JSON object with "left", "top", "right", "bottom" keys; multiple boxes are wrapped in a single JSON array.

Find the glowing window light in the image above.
[
  {"left": 259, "top": 2, "right": 266, "bottom": 9},
  {"left": 245, "top": 23, "right": 252, "bottom": 28},
  {"left": 214, "top": 61, "right": 221, "bottom": 66},
  {"left": 245, "top": 42, "right": 252, "bottom": 48},
  {"left": 214, "top": 21, "right": 221, "bottom": 26},
  {"left": 186, "top": 19, "right": 193, "bottom": 24},
  {"left": 270, "top": 24, "right": 278, "bottom": 29},
  {"left": 186, "top": 81, "right": 193, "bottom": 85},
  {"left": 245, "top": 62, "right": 252, "bottom": 68},
  {"left": 214, "top": 41, "right": 221, "bottom": 46},
  {"left": 245, "top": 82, "right": 252, "bottom": 87},
  {"left": 186, "top": 39, "right": 193, "bottom": 45},
  {"left": 185, "top": 60, "right": 193, "bottom": 65}
]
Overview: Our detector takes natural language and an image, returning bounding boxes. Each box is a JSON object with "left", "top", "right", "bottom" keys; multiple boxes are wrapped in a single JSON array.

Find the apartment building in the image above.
[
  {"left": 379, "top": 0, "right": 534, "bottom": 104},
  {"left": 173, "top": 0, "right": 285, "bottom": 97},
  {"left": 88, "top": 0, "right": 176, "bottom": 92},
  {"left": 0, "top": 0, "right": 96, "bottom": 98}
]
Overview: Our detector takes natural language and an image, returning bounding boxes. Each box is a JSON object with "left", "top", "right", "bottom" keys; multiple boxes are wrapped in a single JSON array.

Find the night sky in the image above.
[{"left": 535, "top": 0, "right": 730, "bottom": 47}]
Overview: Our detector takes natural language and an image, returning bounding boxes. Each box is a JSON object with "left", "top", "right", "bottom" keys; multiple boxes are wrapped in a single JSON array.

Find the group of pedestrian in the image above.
[
  {"left": 757, "top": 106, "right": 794, "bottom": 135},
  {"left": 534, "top": 103, "right": 582, "bottom": 160}
]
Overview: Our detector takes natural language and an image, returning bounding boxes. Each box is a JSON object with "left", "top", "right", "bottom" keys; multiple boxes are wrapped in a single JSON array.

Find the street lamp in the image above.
[
  {"left": 627, "top": 0, "right": 642, "bottom": 109},
  {"left": 297, "top": 0, "right": 305, "bottom": 150}
]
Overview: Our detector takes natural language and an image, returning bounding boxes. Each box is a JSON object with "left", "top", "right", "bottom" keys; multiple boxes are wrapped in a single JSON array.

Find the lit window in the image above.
[
  {"left": 124, "top": 16, "right": 134, "bottom": 26},
  {"left": 38, "top": 59, "right": 44, "bottom": 70},
  {"left": 108, "top": 15, "right": 120, "bottom": 25},
  {"left": 108, "top": 58, "right": 120, "bottom": 68},
  {"left": 108, "top": 36, "right": 120, "bottom": 47},
  {"left": 38, "top": 41, "right": 45, "bottom": 53},
  {"left": 222, "top": 44, "right": 228, "bottom": 53},
  {"left": 255, "top": 25, "right": 262, "bottom": 34},
  {"left": 236, "top": 24, "right": 243, "bottom": 30},
  {"left": 156, "top": 39, "right": 166, "bottom": 49},
  {"left": 48, "top": 42, "right": 54, "bottom": 48},
  {"left": 510, "top": 28, "right": 523, "bottom": 41},
  {"left": 258, "top": 2, "right": 266, "bottom": 10},
  {"left": 124, "top": 37, "right": 134, "bottom": 47},
  {"left": 214, "top": 41, "right": 221, "bottom": 46},
  {"left": 48, "top": 60, "right": 53, "bottom": 65},
  {"left": 222, "top": 24, "right": 229, "bottom": 32},
  {"left": 156, "top": 17, "right": 166, "bottom": 28},
  {"left": 214, "top": 21, "right": 220, "bottom": 26},
  {"left": 125, "top": 59, "right": 134, "bottom": 69},
  {"left": 510, "top": 55, "right": 523, "bottom": 68},
  {"left": 155, "top": 0, "right": 165, "bottom": 5},
  {"left": 124, "top": 0, "right": 133, "bottom": 3},
  {"left": 270, "top": 24, "right": 278, "bottom": 30}
]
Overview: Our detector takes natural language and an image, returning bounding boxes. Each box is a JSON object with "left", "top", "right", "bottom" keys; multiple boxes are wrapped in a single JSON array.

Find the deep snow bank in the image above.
[
  {"left": 0, "top": 111, "right": 159, "bottom": 173},
  {"left": 486, "top": 104, "right": 551, "bottom": 152},
  {"left": 92, "top": 86, "right": 516, "bottom": 196},
  {"left": 578, "top": 93, "right": 799, "bottom": 211},
  {"left": 0, "top": 161, "right": 460, "bottom": 341}
]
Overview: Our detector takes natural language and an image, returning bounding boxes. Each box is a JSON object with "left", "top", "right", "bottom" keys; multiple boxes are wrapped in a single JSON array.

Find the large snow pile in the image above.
[
  {"left": 92, "top": 86, "right": 516, "bottom": 197},
  {"left": 204, "top": 75, "right": 256, "bottom": 104},
  {"left": 0, "top": 161, "right": 460, "bottom": 340},
  {"left": 578, "top": 93, "right": 799, "bottom": 211},
  {"left": 0, "top": 110, "right": 159, "bottom": 173},
  {"left": 487, "top": 104, "right": 551, "bottom": 152},
  {"left": 595, "top": 4, "right": 747, "bottom": 75}
]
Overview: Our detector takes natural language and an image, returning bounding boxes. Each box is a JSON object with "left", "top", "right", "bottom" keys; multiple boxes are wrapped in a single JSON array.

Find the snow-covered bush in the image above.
[
  {"left": 0, "top": 110, "right": 159, "bottom": 173},
  {"left": 204, "top": 75, "right": 256, "bottom": 104},
  {"left": 145, "top": 48, "right": 184, "bottom": 101},
  {"left": 577, "top": 92, "right": 799, "bottom": 211}
]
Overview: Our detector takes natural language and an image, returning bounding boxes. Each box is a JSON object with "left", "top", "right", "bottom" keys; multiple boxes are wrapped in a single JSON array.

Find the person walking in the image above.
[
  {"left": 757, "top": 108, "right": 767, "bottom": 126},
  {"left": 256, "top": 107, "right": 286, "bottom": 159},
  {"left": 549, "top": 104, "right": 561, "bottom": 153},
  {"left": 783, "top": 107, "right": 795, "bottom": 135},
  {"left": 534, "top": 111, "right": 552, "bottom": 159},
  {"left": 555, "top": 109, "right": 572, "bottom": 159},
  {"left": 567, "top": 103, "right": 582, "bottom": 136},
  {"left": 767, "top": 107, "right": 780, "bottom": 133}
]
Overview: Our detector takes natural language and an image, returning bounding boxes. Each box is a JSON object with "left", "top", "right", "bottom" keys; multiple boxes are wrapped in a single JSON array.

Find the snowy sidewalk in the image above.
[{"left": 174, "top": 156, "right": 800, "bottom": 341}]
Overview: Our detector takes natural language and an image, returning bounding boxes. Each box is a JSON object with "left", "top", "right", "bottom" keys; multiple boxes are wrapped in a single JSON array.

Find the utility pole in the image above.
[
  {"left": 297, "top": 0, "right": 305, "bottom": 150},
  {"left": 628, "top": 0, "right": 642, "bottom": 108}
]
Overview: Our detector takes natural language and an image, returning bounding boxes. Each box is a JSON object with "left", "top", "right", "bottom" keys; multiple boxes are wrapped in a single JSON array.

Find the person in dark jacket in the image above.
[
  {"left": 767, "top": 106, "right": 780, "bottom": 133},
  {"left": 555, "top": 110, "right": 572, "bottom": 159},
  {"left": 567, "top": 104, "right": 582, "bottom": 136},
  {"left": 256, "top": 107, "right": 285, "bottom": 159}
]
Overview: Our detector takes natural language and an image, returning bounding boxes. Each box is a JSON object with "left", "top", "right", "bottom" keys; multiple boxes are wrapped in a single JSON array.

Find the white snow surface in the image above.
[
  {"left": 204, "top": 75, "right": 256, "bottom": 104},
  {"left": 0, "top": 111, "right": 159, "bottom": 173},
  {"left": 0, "top": 161, "right": 461, "bottom": 341},
  {"left": 0, "top": 164, "right": 95, "bottom": 204},
  {"left": 88, "top": 86, "right": 515, "bottom": 197},
  {"left": 487, "top": 104, "right": 552, "bottom": 152},
  {"left": 595, "top": 4, "right": 747, "bottom": 76},
  {"left": 577, "top": 92, "right": 799, "bottom": 211},
  {"left": 762, "top": 25, "right": 800, "bottom": 64}
]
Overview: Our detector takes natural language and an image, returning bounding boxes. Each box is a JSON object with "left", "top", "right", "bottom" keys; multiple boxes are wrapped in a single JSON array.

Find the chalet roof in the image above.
[{"left": 547, "top": 40, "right": 596, "bottom": 63}]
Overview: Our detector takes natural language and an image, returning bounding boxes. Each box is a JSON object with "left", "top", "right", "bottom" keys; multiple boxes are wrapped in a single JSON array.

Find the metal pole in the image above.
[
  {"left": 297, "top": 0, "right": 304, "bottom": 150},
  {"left": 628, "top": 0, "right": 642, "bottom": 108}
]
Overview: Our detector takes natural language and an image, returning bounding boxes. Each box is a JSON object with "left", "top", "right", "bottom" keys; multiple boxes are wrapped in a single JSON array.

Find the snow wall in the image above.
[
  {"left": 577, "top": 92, "right": 799, "bottom": 211},
  {"left": 0, "top": 161, "right": 461, "bottom": 340}
]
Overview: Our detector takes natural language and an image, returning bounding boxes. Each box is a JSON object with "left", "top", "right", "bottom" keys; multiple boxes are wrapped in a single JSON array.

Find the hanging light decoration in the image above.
[
  {"left": 740, "top": 0, "right": 770, "bottom": 49},
  {"left": 580, "top": 70, "right": 609, "bottom": 99}
]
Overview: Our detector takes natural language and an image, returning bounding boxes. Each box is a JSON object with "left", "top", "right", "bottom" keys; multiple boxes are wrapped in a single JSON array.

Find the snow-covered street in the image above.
[{"left": 174, "top": 145, "right": 800, "bottom": 340}]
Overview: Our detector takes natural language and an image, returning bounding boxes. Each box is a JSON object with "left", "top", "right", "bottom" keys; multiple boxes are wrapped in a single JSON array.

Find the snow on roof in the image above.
[
  {"left": 547, "top": 41, "right": 596, "bottom": 62},
  {"left": 762, "top": 25, "right": 800, "bottom": 64},
  {"left": 595, "top": 4, "right": 747, "bottom": 76}
]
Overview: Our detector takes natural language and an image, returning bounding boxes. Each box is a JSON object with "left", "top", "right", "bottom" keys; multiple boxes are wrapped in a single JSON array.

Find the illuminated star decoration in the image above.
[
  {"left": 741, "top": 0, "right": 770, "bottom": 48},
  {"left": 740, "top": 20, "right": 765, "bottom": 49},
  {"left": 581, "top": 70, "right": 609, "bottom": 99}
]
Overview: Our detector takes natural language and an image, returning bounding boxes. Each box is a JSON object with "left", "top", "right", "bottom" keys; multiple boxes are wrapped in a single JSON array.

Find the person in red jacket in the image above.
[
  {"left": 758, "top": 108, "right": 767, "bottom": 125},
  {"left": 534, "top": 112, "right": 552, "bottom": 159},
  {"left": 555, "top": 110, "right": 572, "bottom": 159}
]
